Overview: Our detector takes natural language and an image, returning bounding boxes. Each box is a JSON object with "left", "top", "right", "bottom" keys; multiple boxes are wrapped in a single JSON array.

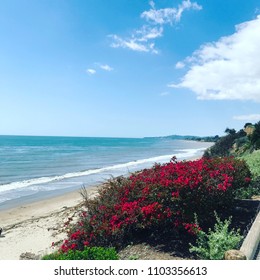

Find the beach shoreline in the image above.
[
  {"left": 0, "top": 155, "right": 203, "bottom": 260},
  {"left": 0, "top": 186, "right": 98, "bottom": 260}
]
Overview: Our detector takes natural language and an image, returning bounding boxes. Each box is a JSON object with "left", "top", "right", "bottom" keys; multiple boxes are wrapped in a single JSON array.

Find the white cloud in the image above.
[
  {"left": 149, "top": 0, "right": 156, "bottom": 9},
  {"left": 160, "top": 91, "right": 170, "bottom": 96},
  {"left": 110, "top": 35, "right": 149, "bottom": 52},
  {"left": 233, "top": 114, "right": 260, "bottom": 121},
  {"left": 141, "top": 0, "right": 202, "bottom": 25},
  {"left": 175, "top": 61, "right": 185, "bottom": 69},
  {"left": 171, "top": 16, "right": 260, "bottom": 102},
  {"left": 110, "top": 26, "right": 163, "bottom": 53},
  {"left": 87, "top": 64, "right": 114, "bottom": 75},
  {"left": 110, "top": 0, "right": 202, "bottom": 53},
  {"left": 110, "top": 34, "right": 159, "bottom": 53},
  {"left": 100, "top": 64, "right": 113, "bottom": 71},
  {"left": 86, "top": 68, "right": 96, "bottom": 75},
  {"left": 135, "top": 25, "right": 163, "bottom": 41}
]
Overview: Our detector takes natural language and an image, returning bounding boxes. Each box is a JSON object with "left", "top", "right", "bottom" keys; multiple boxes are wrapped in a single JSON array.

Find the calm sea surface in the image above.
[{"left": 0, "top": 135, "right": 212, "bottom": 209}]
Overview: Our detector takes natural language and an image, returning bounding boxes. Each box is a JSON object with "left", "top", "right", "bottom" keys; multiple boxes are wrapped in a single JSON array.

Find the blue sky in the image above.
[{"left": 1, "top": 0, "right": 260, "bottom": 137}]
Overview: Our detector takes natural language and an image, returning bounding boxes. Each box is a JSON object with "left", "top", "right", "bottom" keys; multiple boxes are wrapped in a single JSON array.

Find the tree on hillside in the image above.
[
  {"left": 250, "top": 121, "right": 260, "bottom": 150},
  {"left": 225, "top": 128, "right": 236, "bottom": 135}
]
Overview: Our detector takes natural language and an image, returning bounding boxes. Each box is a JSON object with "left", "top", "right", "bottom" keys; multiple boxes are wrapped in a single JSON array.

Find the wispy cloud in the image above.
[
  {"left": 109, "top": 25, "right": 162, "bottom": 54},
  {"left": 100, "top": 64, "right": 114, "bottom": 71},
  {"left": 86, "top": 68, "right": 96, "bottom": 75},
  {"left": 86, "top": 64, "right": 114, "bottom": 75},
  {"left": 141, "top": 0, "right": 202, "bottom": 25},
  {"left": 175, "top": 61, "right": 185, "bottom": 69},
  {"left": 109, "top": 0, "right": 202, "bottom": 53},
  {"left": 160, "top": 91, "right": 170, "bottom": 96},
  {"left": 171, "top": 15, "right": 260, "bottom": 102},
  {"left": 233, "top": 114, "right": 260, "bottom": 121},
  {"left": 110, "top": 33, "right": 159, "bottom": 54}
]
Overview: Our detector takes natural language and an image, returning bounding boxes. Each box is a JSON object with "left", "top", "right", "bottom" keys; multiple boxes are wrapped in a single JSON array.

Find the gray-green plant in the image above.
[{"left": 189, "top": 213, "right": 243, "bottom": 260}]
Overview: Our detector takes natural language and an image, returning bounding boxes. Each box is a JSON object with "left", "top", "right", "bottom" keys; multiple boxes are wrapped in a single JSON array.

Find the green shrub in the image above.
[
  {"left": 234, "top": 176, "right": 260, "bottom": 199},
  {"left": 241, "top": 150, "right": 260, "bottom": 178},
  {"left": 189, "top": 213, "right": 243, "bottom": 260},
  {"left": 236, "top": 151, "right": 260, "bottom": 198},
  {"left": 42, "top": 247, "right": 119, "bottom": 260}
]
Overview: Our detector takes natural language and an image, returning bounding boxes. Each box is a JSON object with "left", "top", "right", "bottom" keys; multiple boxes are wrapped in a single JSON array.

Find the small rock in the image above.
[
  {"left": 224, "top": 250, "right": 247, "bottom": 260},
  {"left": 19, "top": 252, "right": 40, "bottom": 260}
]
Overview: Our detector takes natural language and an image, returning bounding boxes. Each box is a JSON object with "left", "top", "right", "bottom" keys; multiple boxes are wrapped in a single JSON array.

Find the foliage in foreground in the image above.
[
  {"left": 234, "top": 177, "right": 260, "bottom": 199},
  {"left": 189, "top": 213, "right": 243, "bottom": 260},
  {"left": 42, "top": 246, "right": 118, "bottom": 260},
  {"left": 240, "top": 150, "right": 260, "bottom": 178},
  {"left": 59, "top": 157, "right": 251, "bottom": 253},
  {"left": 234, "top": 151, "right": 260, "bottom": 199}
]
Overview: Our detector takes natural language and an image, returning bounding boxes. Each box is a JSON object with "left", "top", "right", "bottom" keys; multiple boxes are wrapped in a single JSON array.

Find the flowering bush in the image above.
[{"left": 60, "top": 157, "right": 251, "bottom": 252}]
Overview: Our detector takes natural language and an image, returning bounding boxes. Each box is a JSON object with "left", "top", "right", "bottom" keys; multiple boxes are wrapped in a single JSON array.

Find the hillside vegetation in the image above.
[
  {"left": 240, "top": 150, "right": 260, "bottom": 178},
  {"left": 203, "top": 121, "right": 260, "bottom": 158}
]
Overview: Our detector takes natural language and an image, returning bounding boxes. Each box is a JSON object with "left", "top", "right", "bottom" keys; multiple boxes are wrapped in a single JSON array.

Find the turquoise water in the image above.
[{"left": 0, "top": 135, "right": 212, "bottom": 209}]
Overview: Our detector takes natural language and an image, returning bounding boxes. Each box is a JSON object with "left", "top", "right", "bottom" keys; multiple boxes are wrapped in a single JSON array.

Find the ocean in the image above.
[{"left": 0, "top": 135, "right": 213, "bottom": 210}]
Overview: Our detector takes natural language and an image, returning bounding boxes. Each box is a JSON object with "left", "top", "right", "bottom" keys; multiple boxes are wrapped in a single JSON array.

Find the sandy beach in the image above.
[{"left": 0, "top": 186, "right": 98, "bottom": 260}]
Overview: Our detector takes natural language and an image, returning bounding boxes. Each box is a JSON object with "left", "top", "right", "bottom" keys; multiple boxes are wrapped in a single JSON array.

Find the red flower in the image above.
[
  {"left": 183, "top": 223, "right": 201, "bottom": 235},
  {"left": 59, "top": 156, "right": 251, "bottom": 251},
  {"left": 141, "top": 202, "right": 159, "bottom": 217},
  {"left": 172, "top": 191, "right": 179, "bottom": 198}
]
